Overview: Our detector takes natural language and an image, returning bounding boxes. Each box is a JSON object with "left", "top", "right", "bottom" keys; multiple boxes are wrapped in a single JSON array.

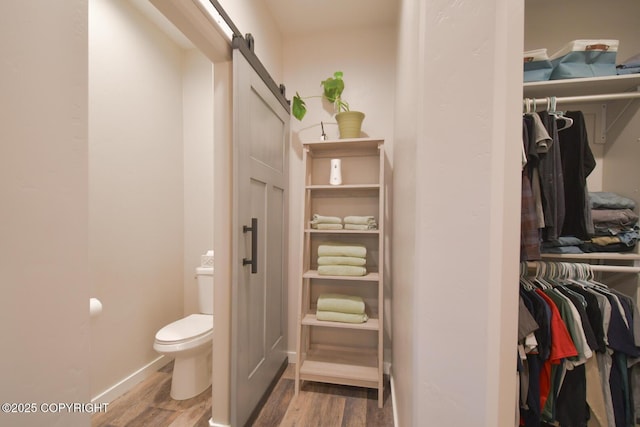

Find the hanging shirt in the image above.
[
  {"left": 558, "top": 111, "right": 596, "bottom": 239},
  {"left": 537, "top": 111, "right": 566, "bottom": 242},
  {"left": 535, "top": 289, "right": 578, "bottom": 414},
  {"left": 521, "top": 119, "right": 542, "bottom": 261}
]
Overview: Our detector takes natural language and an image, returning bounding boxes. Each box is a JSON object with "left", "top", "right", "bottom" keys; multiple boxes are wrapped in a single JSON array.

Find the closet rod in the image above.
[
  {"left": 586, "top": 264, "right": 640, "bottom": 274},
  {"left": 524, "top": 91, "right": 640, "bottom": 110},
  {"left": 526, "top": 261, "right": 640, "bottom": 274}
]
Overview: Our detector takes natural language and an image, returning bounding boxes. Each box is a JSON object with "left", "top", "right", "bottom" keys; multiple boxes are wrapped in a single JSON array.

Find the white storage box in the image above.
[
  {"left": 550, "top": 39, "right": 619, "bottom": 80},
  {"left": 524, "top": 48, "right": 553, "bottom": 82}
]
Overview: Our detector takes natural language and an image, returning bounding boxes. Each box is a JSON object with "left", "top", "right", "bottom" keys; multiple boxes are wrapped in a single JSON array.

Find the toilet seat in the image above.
[{"left": 155, "top": 313, "right": 213, "bottom": 344}]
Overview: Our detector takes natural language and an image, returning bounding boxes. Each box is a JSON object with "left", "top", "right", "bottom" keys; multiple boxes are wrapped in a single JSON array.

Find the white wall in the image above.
[
  {"left": 524, "top": 0, "right": 640, "bottom": 63},
  {"left": 90, "top": 0, "right": 213, "bottom": 399},
  {"left": 0, "top": 1, "right": 91, "bottom": 426},
  {"left": 89, "top": 0, "right": 184, "bottom": 398},
  {"left": 218, "top": 0, "right": 284, "bottom": 83},
  {"left": 393, "top": 0, "right": 523, "bottom": 426},
  {"left": 183, "top": 50, "right": 215, "bottom": 314},
  {"left": 391, "top": 1, "right": 419, "bottom": 423}
]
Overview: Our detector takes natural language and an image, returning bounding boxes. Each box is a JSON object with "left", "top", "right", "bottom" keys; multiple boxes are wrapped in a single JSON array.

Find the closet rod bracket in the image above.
[{"left": 603, "top": 86, "right": 640, "bottom": 139}]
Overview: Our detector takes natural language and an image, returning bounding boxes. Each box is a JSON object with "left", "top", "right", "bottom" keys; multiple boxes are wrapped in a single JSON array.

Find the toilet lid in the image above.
[{"left": 155, "top": 313, "right": 213, "bottom": 343}]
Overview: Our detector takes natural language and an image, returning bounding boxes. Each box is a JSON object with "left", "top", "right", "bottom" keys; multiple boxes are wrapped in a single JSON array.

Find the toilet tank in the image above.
[{"left": 196, "top": 266, "right": 214, "bottom": 315}]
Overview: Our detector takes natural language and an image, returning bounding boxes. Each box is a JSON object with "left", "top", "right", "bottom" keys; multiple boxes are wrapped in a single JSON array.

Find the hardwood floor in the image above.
[
  {"left": 91, "top": 362, "right": 211, "bottom": 427},
  {"left": 252, "top": 364, "right": 394, "bottom": 427},
  {"left": 92, "top": 362, "right": 394, "bottom": 427}
]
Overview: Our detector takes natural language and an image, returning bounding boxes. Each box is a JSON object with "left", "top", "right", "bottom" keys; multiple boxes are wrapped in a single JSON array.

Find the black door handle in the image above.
[{"left": 242, "top": 218, "right": 258, "bottom": 274}]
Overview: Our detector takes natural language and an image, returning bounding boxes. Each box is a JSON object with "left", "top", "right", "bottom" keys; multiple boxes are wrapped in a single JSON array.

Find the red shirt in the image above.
[{"left": 535, "top": 289, "right": 578, "bottom": 409}]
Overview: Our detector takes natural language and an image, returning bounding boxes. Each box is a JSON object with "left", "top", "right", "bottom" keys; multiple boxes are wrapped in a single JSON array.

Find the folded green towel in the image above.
[
  {"left": 312, "top": 214, "right": 342, "bottom": 224},
  {"left": 316, "top": 310, "right": 368, "bottom": 324},
  {"left": 312, "top": 223, "right": 343, "bottom": 230},
  {"left": 317, "top": 256, "right": 366, "bottom": 266},
  {"left": 317, "top": 293, "right": 365, "bottom": 314},
  {"left": 344, "top": 215, "right": 376, "bottom": 225},
  {"left": 344, "top": 223, "right": 377, "bottom": 230},
  {"left": 317, "top": 244, "right": 366, "bottom": 258},
  {"left": 317, "top": 265, "right": 367, "bottom": 276}
]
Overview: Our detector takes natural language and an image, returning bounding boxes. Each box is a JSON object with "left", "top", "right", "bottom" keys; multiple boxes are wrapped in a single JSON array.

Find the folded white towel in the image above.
[
  {"left": 311, "top": 214, "right": 342, "bottom": 224},
  {"left": 318, "top": 244, "right": 366, "bottom": 258},
  {"left": 312, "top": 223, "right": 343, "bottom": 230},
  {"left": 344, "top": 215, "right": 376, "bottom": 225},
  {"left": 344, "top": 223, "right": 377, "bottom": 230},
  {"left": 317, "top": 293, "right": 365, "bottom": 314},
  {"left": 316, "top": 310, "right": 368, "bottom": 324},
  {"left": 318, "top": 256, "right": 366, "bottom": 266}
]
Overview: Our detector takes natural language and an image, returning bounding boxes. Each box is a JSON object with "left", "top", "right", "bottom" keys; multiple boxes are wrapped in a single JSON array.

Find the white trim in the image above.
[
  {"left": 91, "top": 355, "right": 171, "bottom": 404},
  {"left": 390, "top": 373, "right": 399, "bottom": 427},
  {"left": 209, "top": 419, "right": 230, "bottom": 427}
]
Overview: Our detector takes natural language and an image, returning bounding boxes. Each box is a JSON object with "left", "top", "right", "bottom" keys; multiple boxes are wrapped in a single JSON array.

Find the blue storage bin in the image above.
[
  {"left": 524, "top": 49, "right": 553, "bottom": 82},
  {"left": 550, "top": 39, "right": 618, "bottom": 80}
]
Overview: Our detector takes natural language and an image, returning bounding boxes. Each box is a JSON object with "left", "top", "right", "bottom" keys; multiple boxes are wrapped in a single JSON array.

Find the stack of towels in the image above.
[
  {"left": 316, "top": 293, "right": 368, "bottom": 324},
  {"left": 310, "top": 214, "right": 378, "bottom": 230},
  {"left": 317, "top": 243, "right": 367, "bottom": 276},
  {"left": 344, "top": 215, "right": 378, "bottom": 230},
  {"left": 311, "top": 214, "right": 343, "bottom": 230}
]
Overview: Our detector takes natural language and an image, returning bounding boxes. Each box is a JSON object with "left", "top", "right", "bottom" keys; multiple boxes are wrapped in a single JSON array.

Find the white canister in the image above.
[{"left": 329, "top": 159, "right": 342, "bottom": 185}]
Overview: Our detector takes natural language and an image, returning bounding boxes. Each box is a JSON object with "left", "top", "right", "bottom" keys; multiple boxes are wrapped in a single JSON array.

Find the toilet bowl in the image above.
[
  {"left": 154, "top": 313, "right": 213, "bottom": 400},
  {"left": 154, "top": 258, "right": 214, "bottom": 400}
]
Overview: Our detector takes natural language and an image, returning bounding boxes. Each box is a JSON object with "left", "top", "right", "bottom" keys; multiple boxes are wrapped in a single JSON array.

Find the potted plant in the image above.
[{"left": 292, "top": 71, "right": 365, "bottom": 139}]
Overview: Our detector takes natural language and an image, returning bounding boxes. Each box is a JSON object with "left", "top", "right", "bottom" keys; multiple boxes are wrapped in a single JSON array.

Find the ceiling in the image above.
[
  {"left": 131, "top": 0, "right": 399, "bottom": 49},
  {"left": 263, "top": 0, "right": 400, "bottom": 36}
]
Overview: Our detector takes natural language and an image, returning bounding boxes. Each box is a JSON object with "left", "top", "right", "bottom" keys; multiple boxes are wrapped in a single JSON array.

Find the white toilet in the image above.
[{"left": 154, "top": 254, "right": 214, "bottom": 400}]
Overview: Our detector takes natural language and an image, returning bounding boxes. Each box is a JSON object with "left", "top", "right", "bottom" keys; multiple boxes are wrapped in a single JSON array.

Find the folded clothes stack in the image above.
[
  {"left": 317, "top": 244, "right": 367, "bottom": 276},
  {"left": 583, "top": 192, "right": 639, "bottom": 253},
  {"left": 311, "top": 214, "right": 343, "bottom": 230},
  {"left": 541, "top": 192, "right": 640, "bottom": 254},
  {"left": 316, "top": 293, "right": 368, "bottom": 324},
  {"left": 343, "top": 215, "right": 378, "bottom": 230},
  {"left": 617, "top": 53, "right": 640, "bottom": 75}
]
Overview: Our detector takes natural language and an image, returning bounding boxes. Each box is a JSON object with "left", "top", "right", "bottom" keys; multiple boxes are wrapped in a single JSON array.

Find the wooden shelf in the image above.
[
  {"left": 296, "top": 137, "right": 386, "bottom": 408},
  {"left": 306, "top": 228, "right": 380, "bottom": 235},
  {"left": 523, "top": 74, "right": 640, "bottom": 98},
  {"left": 301, "top": 313, "right": 380, "bottom": 331},
  {"left": 305, "top": 185, "right": 380, "bottom": 199},
  {"left": 299, "top": 346, "right": 379, "bottom": 388},
  {"left": 306, "top": 184, "right": 380, "bottom": 190},
  {"left": 303, "top": 270, "right": 380, "bottom": 281},
  {"left": 303, "top": 138, "right": 383, "bottom": 155}
]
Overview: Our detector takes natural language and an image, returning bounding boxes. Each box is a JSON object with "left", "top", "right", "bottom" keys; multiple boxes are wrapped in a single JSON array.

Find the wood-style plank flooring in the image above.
[
  {"left": 92, "top": 362, "right": 394, "bottom": 427},
  {"left": 91, "top": 362, "right": 211, "bottom": 427}
]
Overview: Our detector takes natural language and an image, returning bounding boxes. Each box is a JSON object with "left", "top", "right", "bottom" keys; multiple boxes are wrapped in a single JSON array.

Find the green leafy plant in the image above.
[{"left": 292, "top": 71, "right": 350, "bottom": 121}]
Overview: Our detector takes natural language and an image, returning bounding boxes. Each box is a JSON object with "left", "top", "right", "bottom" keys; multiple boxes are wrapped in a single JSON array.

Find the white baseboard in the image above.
[
  {"left": 390, "top": 372, "right": 399, "bottom": 427},
  {"left": 91, "top": 355, "right": 171, "bottom": 404},
  {"left": 209, "top": 419, "right": 230, "bottom": 427}
]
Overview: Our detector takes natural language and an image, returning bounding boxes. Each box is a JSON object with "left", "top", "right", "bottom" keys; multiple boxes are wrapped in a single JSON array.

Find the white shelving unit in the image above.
[
  {"left": 523, "top": 73, "right": 640, "bottom": 98},
  {"left": 524, "top": 74, "right": 640, "bottom": 299},
  {"left": 295, "top": 137, "right": 386, "bottom": 407}
]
